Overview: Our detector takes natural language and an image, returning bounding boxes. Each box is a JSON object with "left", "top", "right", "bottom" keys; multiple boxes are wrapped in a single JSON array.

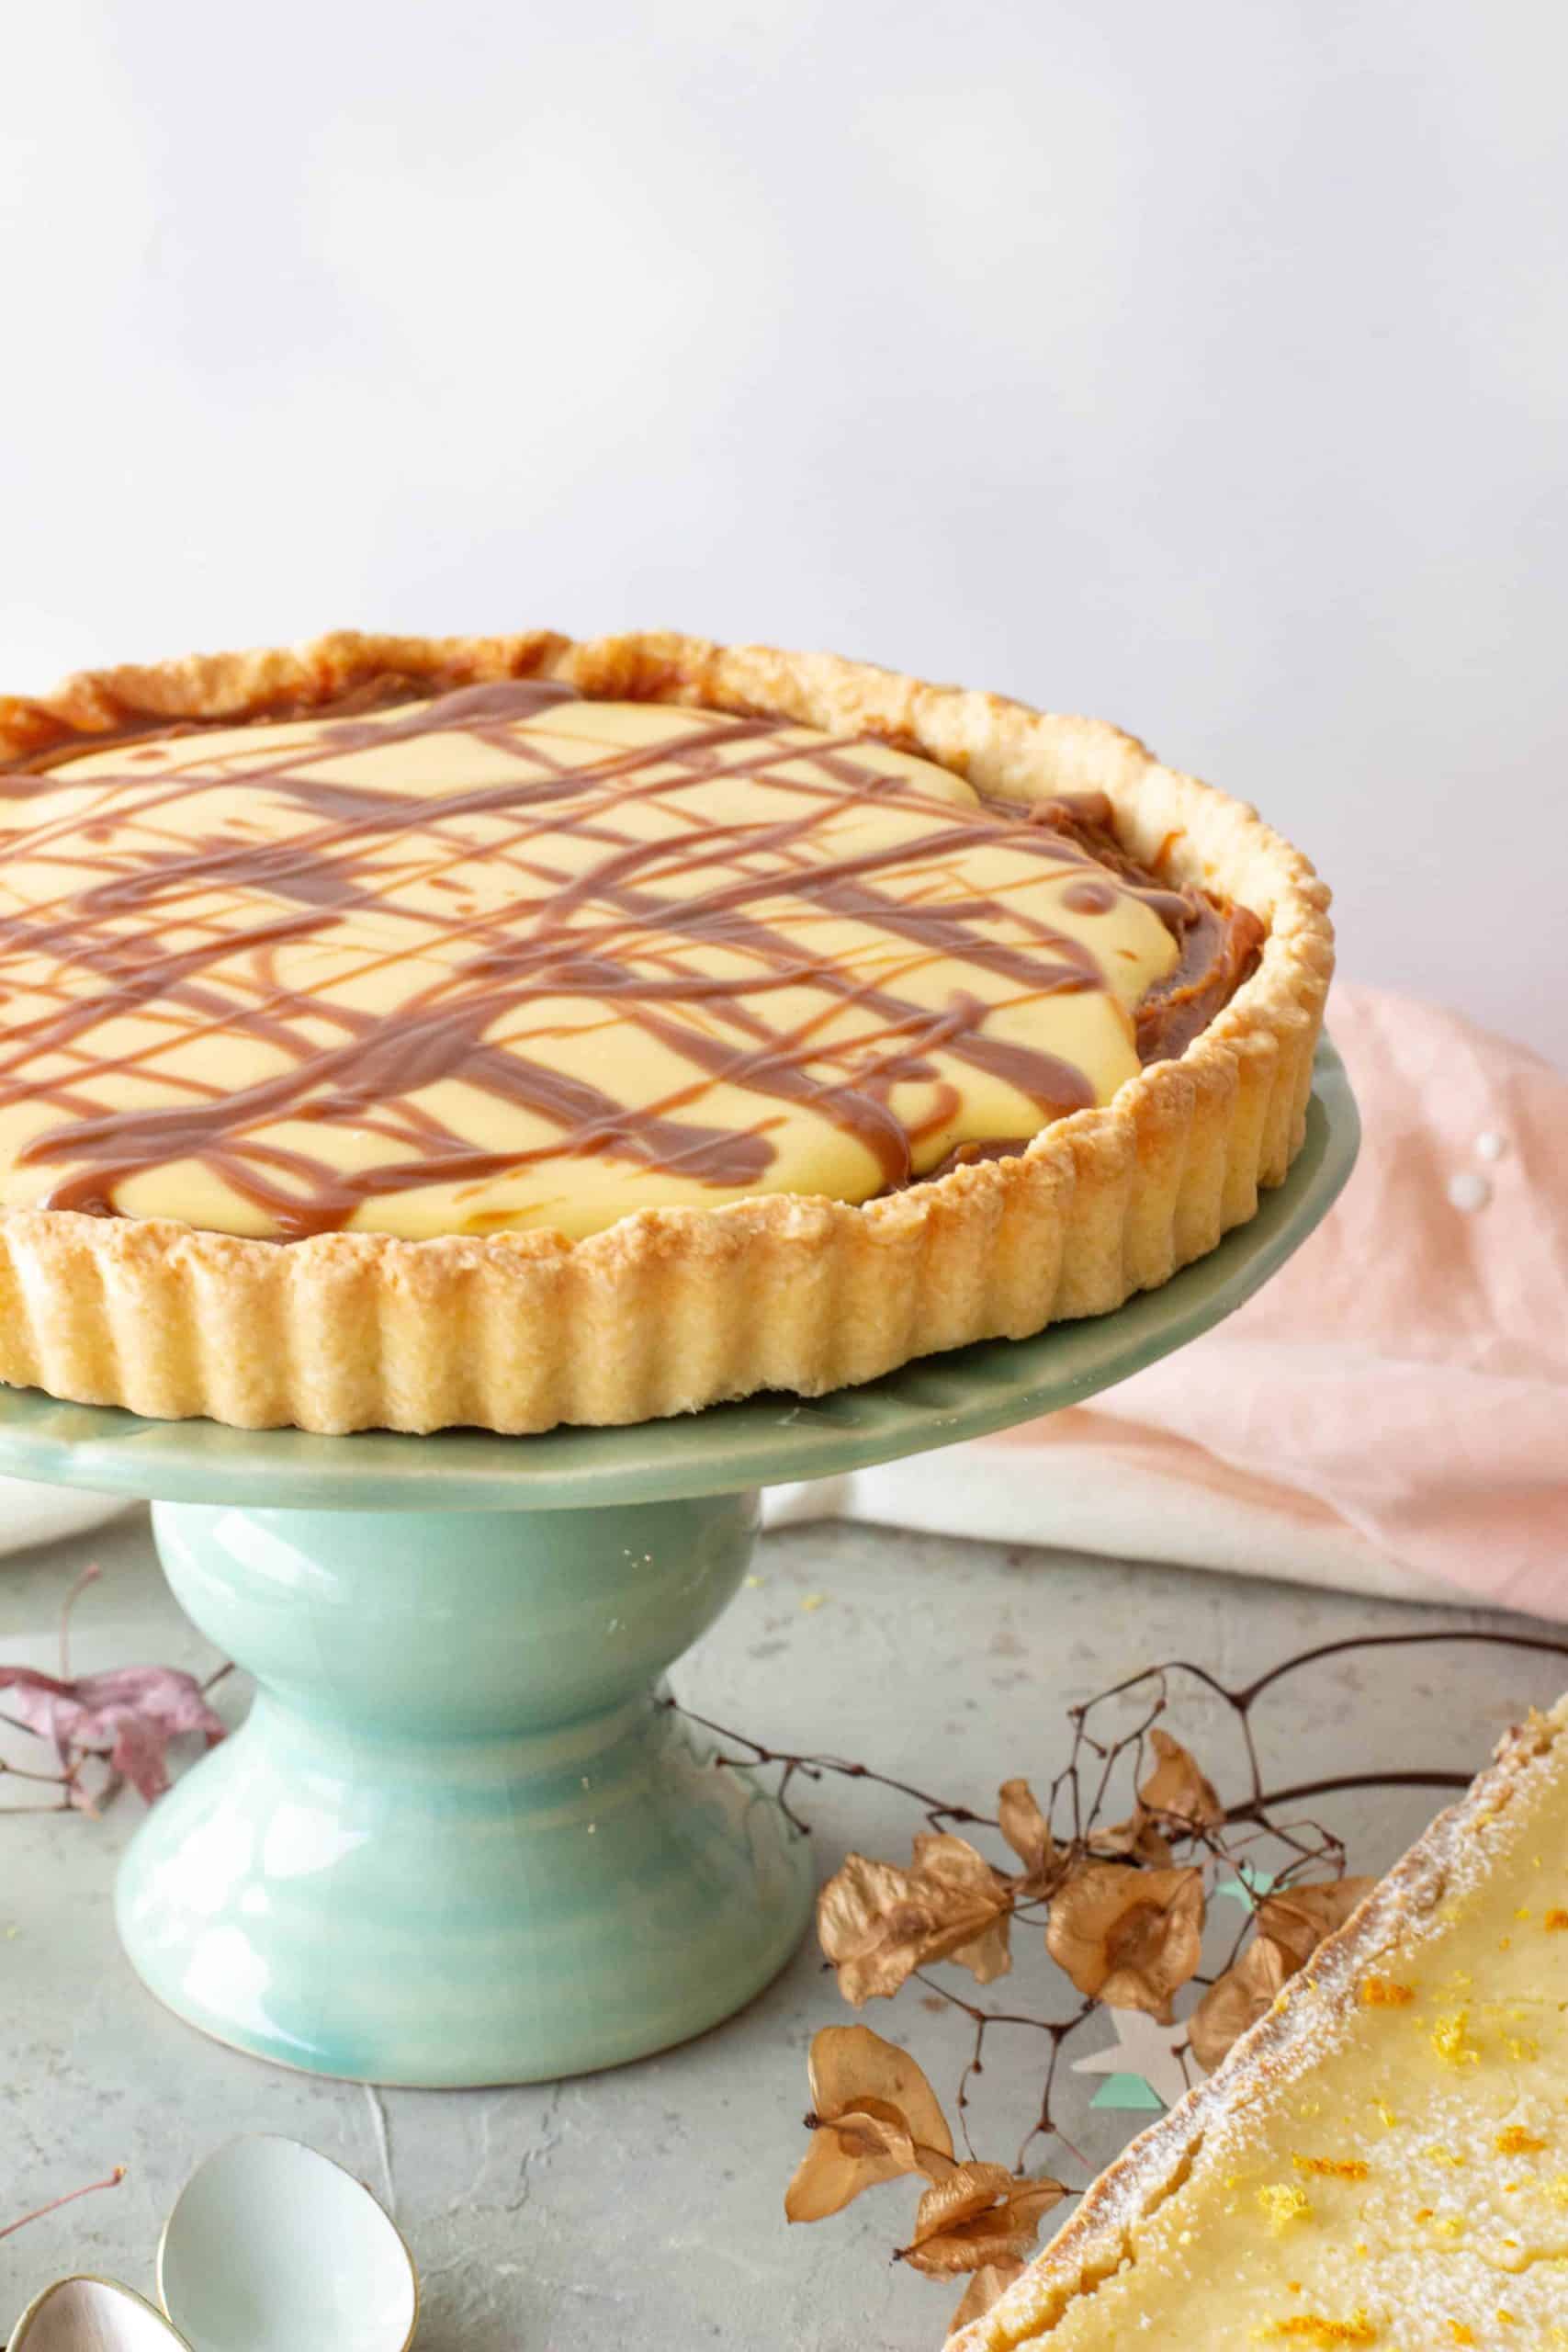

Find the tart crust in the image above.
[
  {"left": 948, "top": 1695, "right": 1568, "bottom": 2350},
  {"left": 0, "top": 630, "right": 1333, "bottom": 1434}
]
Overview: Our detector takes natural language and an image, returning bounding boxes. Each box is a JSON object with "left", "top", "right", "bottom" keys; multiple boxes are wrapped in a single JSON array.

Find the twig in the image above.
[
  {"left": 0, "top": 2165, "right": 126, "bottom": 2243},
  {"left": 1233, "top": 1627, "right": 1568, "bottom": 1709},
  {"left": 749, "top": 1624, "right": 1568, "bottom": 2211},
  {"left": 1229, "top": 1769, "right": 1469, "bottom": 1825},
  {"left": 665, "top": 1695, "right": 998, "bottom": 1836},
  {"left": 57, "top": 1562, "right": 101, "bottom": 1679},
  {"left": 910, "top": 1968, "right": 1100, "bottom": 2173}
]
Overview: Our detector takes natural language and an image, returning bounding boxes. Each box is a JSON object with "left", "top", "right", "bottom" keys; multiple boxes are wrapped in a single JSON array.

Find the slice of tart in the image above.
[
  {"left": 953, "top": 1696, "right": 1568, "bottom": 2352},
  {"left": 0, "top": 631, "right": 1331, "bottom": 1433}
]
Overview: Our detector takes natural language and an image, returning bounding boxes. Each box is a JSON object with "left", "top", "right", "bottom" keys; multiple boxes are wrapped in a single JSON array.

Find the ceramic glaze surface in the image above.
[
  {"left": 117, "top": 1492, "right": 813, "bottom": 2084},
  {"left": 11, "top": 1047, "right": 1354, "bottom": 2086},
  {"left": 0, "top": 1042, "right": 1356, "bottom": 1510},
  {"left": 159, "top": 2137, "right": 416, "bottom": 2352}
]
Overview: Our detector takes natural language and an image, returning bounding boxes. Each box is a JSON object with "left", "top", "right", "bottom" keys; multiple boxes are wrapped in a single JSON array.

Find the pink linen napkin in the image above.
[{"left": 770, "top": 986, "right": 1568, "bottom": 1619}]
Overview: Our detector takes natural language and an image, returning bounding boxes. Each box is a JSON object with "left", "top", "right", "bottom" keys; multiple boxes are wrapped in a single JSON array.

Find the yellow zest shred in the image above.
[
  {"left": 1359, "top": 1977, "right": 1415, "bottom": 2007},
  {"left": 1430, "top": 2009, "right": 1476, "bottom": 2065},
  {"left": 1261, "top": 2318, "right": 1377, "bottom": 2346},
  {"left": 1258, "top": 2182, "right": 1313, "bottom": 2233},
  {"left": 1495, "top": 2126, "right": 1546, "bottom": 2154}
]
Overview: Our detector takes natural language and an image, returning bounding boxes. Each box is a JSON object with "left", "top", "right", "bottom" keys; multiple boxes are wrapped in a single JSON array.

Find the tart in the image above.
[
  {"left": 953, "top": 1696, "right": 1568, "bottom": 2352},
  {"left": 0, "top": 631, "right": 1331, "bottom": 1434}
]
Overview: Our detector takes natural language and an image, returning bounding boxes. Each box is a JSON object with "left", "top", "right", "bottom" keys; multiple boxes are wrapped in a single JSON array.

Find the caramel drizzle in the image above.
[{"left": 0, "top": 683, "right": 1211, "bottom": 1237}]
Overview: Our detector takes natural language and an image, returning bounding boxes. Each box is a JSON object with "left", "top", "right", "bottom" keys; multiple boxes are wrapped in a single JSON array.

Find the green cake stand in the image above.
[{"left": 0, "top": 1044, "right": 1357, "bottom": 2086}]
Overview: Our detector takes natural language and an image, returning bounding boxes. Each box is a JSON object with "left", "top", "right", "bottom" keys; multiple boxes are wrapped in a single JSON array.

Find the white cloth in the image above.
[
  {"left": 762, "top": 1442, "right": 1450, "bottom": 1604},
  {"left": 0, "top": 1477, "right": 130, "bottom": 1557}
]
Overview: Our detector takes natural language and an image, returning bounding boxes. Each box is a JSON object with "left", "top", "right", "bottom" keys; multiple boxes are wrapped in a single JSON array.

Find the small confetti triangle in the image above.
[
  {"left": 1217, "top": 1862, "right": 1279, "bottom": 1905},
  {"left": 1071, "top": 2007, "right": 1191, "bottom": 2105},
  {"left": 1089, "top": 2072, "right": 1165, "bottom": 2112}
]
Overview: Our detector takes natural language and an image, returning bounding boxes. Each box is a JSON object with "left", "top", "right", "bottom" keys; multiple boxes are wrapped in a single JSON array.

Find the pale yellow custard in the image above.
[{"left": 0, "top": 684, "right": 1199, "bottom": 1241}]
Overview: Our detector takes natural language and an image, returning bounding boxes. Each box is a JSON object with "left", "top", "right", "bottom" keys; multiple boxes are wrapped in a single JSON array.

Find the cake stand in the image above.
[{"left": 0, "top": 1044, "right": 1357, "bottom": 2087}]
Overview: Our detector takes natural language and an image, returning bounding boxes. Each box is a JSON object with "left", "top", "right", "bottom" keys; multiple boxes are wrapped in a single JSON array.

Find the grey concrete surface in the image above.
[{"left": 4, "top": 1508, "right": 1562, "bottom": 2350}]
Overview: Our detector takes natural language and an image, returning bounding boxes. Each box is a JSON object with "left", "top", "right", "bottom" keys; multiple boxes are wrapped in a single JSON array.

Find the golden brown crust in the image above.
[
  {"left": 948, "top": 1698, "right": 1568, "bottom": 2350},
  {"left": 0, "top": 630, "right": 1333, "bottom": 1434}
]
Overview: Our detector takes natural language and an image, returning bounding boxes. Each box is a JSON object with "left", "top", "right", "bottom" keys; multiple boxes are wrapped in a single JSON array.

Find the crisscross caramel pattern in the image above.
[{"left": 0, "top": 679, "right": 1243, "bottom": 1243}]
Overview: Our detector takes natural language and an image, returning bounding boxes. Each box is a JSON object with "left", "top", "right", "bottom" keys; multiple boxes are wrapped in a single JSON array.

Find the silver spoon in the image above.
[
  {"left": 9, "top": 2278, "right": 192, "bottom": 2352},
  {"left": 157, "top": 2138, "right": 418, "bottom": 2352}
]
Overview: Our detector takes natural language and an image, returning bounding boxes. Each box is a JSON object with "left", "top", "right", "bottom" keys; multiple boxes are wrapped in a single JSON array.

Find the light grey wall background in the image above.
[{"left": 4, "top": 0, "right": 1564, "bottom": 1058}]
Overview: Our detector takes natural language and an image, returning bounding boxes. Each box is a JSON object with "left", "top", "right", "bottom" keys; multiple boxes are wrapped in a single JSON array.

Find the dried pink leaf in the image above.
[{"left": 0, "top": 1665, "right": 227, "bottom": 1803}]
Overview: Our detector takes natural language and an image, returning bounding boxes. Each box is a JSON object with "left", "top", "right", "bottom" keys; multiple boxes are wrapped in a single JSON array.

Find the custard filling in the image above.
[{"left": 0, "top": 683, "right": 1260, "bottom": 1241}]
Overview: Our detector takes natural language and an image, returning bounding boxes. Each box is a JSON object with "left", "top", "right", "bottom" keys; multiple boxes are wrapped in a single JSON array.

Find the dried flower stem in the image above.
[
  {"left": 1230, "top": 1768, "right": 1468, "bottom": 1824},
  {"left": 3, "top": 1565, "right": 229, "bottom": 1812},
  {"left": 0, "top": 1759, "right": 74, "bottom": 1793},
  {"left": 728, "top": 1623, "right": 1568, "bottom": 2228},
  {"left": 57, "top": 1561, "right": 101, "bottom": 1679},
  {"left": 911, "top": 1969, "right": 1100, "bottom": 2172},
  {"left": 665, "top": 1695, "right": 997, "bottom": 1838},
  {"left": 0, "top": 2165, "right": 126, "bottom": 2243},
  {"left": 0, "top": 1713, "right": 81, "bottom": 1808}
]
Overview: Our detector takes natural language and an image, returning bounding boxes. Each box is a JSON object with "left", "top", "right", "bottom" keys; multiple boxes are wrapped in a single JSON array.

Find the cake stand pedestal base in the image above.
[
  {"left": 0, "top": 1043, "right": 1356, "bottom": 2089},
  {"left": 116, "top": 1493, "right": 810, "bottom": 2086}
]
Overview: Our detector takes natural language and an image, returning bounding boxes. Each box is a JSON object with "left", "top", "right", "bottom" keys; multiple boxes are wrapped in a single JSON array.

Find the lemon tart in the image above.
[
  {"left": 0, "top": 630, "right": 1331, "bottom": 1432},
  {"left": 952, "top": 1697, "right": 1568, "bottom": 2352}
]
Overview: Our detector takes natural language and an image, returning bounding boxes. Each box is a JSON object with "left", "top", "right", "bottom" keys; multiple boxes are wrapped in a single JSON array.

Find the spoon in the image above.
[
  {"left": 157, "top": 2137, "right": 418, "bottom": 2352},
  {"left": 9, "top": 2278, "right": 193, "bottom": 2352}
]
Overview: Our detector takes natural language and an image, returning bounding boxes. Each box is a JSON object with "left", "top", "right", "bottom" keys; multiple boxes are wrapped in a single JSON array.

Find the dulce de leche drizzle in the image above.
[{"left": 0, "top": 683, "right": 1259, "bottom": 1241}]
